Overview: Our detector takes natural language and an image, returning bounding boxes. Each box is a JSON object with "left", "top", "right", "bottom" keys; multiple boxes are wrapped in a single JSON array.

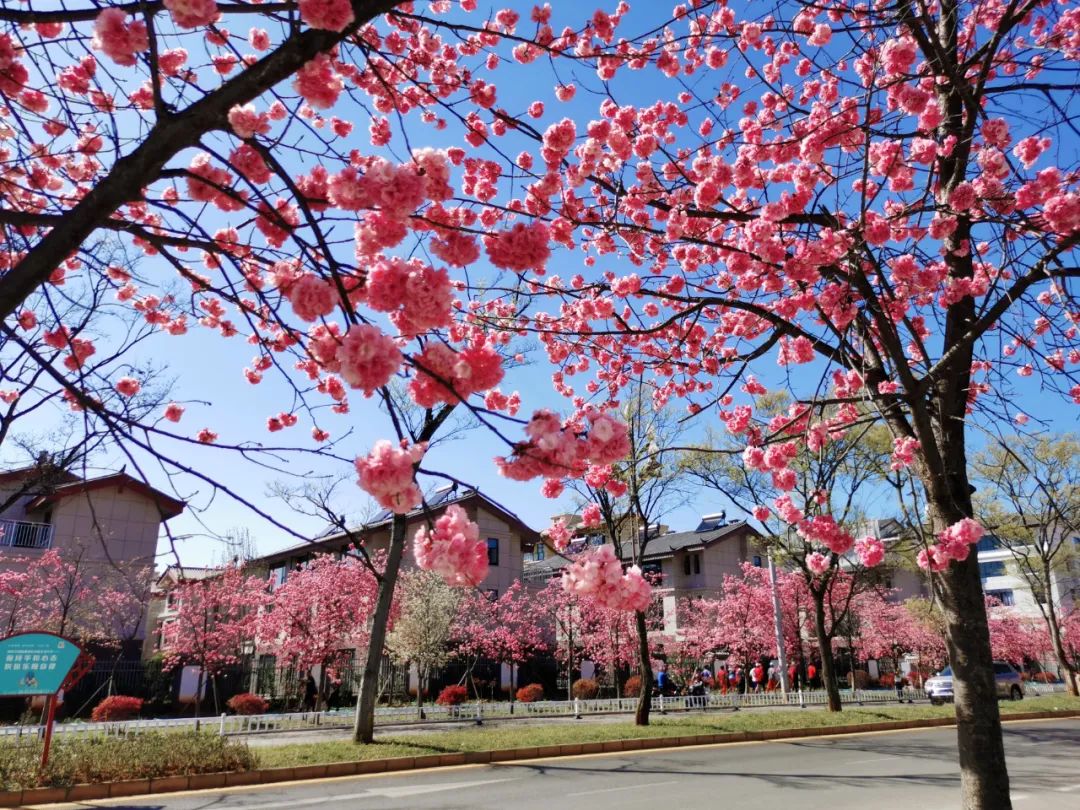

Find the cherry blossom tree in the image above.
[
  {"left": 2, "top": 3, "right": 1077, "bottom": 807},
  {"left": 256, "top": 551, "right": 379, "bottom": 709},
  {"left": 850, "top": 590, "right": 948, "bottom": 677},
  {"left": 985, "top": 597, "right": 1052, "bottom": 668},
  {"left": 684, "top": 413, "right": 894, "bottom": 710},
  {"left": 453, "top": 580, "right": 547, "bottom": 701},
  {"left": 161, "top": 564, "right": 268, "bottom": 715}
]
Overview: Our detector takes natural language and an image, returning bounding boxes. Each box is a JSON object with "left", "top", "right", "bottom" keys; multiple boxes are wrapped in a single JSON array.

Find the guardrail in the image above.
[{"left": 0, "top": 687, "right": 936, "bottom": 742}]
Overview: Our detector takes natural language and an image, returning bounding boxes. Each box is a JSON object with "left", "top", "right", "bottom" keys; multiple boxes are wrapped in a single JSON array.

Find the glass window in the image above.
[
  {"left": 987, "top": 589, "right": 1015, "bottom": 606},
  {"left": 535, "top": 544, "right": 545, "bottom": 561},
  {"left": 752, "top": 555, "right": 762, "bottom": 568},
  {"left": 487, "top": 538, "right": 499, "bottom": 566},
  {"left": 693, "top": 554, "right": 701, "bottom": 575},
  {"left": 485, "top": 589, "right": 498, "bottom": 601},
  {"left": 683, "top": 555, "right": 691, "bottom": 576},
  {"left": 979, "top": 560, "right": 1006, "bottom": 579},
  {"left": 976, "top": 536, "right": 1002, "bottom": 552}
]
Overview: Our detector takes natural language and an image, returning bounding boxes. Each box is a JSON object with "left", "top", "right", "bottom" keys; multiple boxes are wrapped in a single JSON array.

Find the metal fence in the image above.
[{"left": 0, "top": 687, "right": 942, "bottom": 742}]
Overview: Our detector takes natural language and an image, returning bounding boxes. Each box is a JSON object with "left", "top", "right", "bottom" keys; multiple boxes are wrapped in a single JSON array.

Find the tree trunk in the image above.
[
  {"left": 811, "top": 590, "right": 842, "bottom": 712},
  {"left": 934, "top": 550, "right": 1012, "bottom": 810},
  {"left": 415, "top": 665, "right": 424, "bottom": 719},
  {"left": 1042, "top": 562, "right": 1079, "bottom": 697},
  {"left": 352, "top": 514, "right": 407, "bottom": 743},
  {"left": 633, "top": 610, "right": 652, "bottom": 725}
]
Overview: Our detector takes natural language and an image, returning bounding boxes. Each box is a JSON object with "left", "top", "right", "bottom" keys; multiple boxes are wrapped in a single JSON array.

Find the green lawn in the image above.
[{"left": 255, "top": 694, "right": 1080, "bottom": 769}]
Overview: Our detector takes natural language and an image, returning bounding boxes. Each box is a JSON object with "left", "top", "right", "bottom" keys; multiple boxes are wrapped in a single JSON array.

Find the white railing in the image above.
[
  {"left": 0, "top": 519, "right": 53, "bottom": 550},
  {"left": 0, "top": 688, "right": 930, "bottom": 742}
]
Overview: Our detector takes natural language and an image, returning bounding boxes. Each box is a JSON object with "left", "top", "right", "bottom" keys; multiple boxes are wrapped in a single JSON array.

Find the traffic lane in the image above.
[{"left": 35, "top": 718, "right": 1080, "bottom": 810}]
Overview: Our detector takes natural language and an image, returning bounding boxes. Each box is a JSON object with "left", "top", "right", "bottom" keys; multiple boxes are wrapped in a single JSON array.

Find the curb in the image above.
[{"left": 7, "top": 709, "right": 1078, "bottom": 806}]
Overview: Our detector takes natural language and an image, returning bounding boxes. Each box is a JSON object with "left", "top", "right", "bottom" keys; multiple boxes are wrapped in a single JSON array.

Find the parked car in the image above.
[{"left": 924, "top": 661, "right": 1024, "bottom": 705}]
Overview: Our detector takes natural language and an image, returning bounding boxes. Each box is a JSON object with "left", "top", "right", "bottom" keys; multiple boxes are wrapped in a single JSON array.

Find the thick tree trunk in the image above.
[
  {"left": 811, "top": 590, "right": 842, "bottom": 712},
  {"left": 352, "top": 514, "right": 407, "bottom": 743},
  {"left": 934, "top": 551, "right": 1011, "bottom": 810},
  {"left": 633, "top": 610, "right": 652, "bottom": 725}
]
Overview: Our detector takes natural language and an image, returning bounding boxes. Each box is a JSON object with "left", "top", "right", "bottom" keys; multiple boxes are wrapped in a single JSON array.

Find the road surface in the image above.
[{"left": 36, "top": 718, "right": 1080, "bottom": 810}]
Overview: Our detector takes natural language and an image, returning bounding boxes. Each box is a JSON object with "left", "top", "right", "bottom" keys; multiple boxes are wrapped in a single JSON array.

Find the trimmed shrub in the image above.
[
  {"left": 572, "top": 678, "right": 600, "bottom": 700},
  {"left": 515, "top": 683, "right": 545, "bottom": 703},
  {"left": 1031, "top": 671, "right": 1060, "bottom": 683},
  {"left": 436, "top": 685, "right": 468, "bottom": 706},
  {"left": 623, "top": 675, "right": 642, "bottom": 697},
  {"left": 850, "top": 670, "right": 870, "bottom": 689},
  {"left": 90, "top": 696, "right": 143, "bottom": 722},
  {"left": 227, "top": 692, "right": 269, "bottom": 715}
]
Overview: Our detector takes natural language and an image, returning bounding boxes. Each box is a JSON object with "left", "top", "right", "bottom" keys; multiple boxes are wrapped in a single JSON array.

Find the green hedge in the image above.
[{"left": 0, "top": 732, "right": 254, "bottom": 790}]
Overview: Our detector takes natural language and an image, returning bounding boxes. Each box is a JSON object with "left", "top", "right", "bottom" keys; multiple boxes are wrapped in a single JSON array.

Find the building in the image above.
[
  {"left": 524, "top": 511, "right": 764, "bottom": 633},
  {"left": 143, "top": 565, "right": 219, "bottom": 659},
  {"left": 0, "top": 462, "right": 185, "bottom": 651},
  {"left": 143, "top": 483, "right": 541, "bottom": 699}
]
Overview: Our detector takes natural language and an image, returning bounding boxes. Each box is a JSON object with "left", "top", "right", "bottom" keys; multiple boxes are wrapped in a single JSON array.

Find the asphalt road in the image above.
[{"left": 37, "top": 718, "right": 1080, "bottom": 810}]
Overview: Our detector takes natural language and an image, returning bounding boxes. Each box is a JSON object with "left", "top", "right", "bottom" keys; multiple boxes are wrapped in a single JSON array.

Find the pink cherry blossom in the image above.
[
  {"left": 335, "top": 324, "right": 403, "bottom": 396},
  {"left": 483, "top": 221, "right": 551, "bottom": 272},
  {"left": 91, "top": 9, "right": 148, "bottom": 67},
  {"left": 854, "top": 536, "right": 885, "bottom": 568},
  {"left": 298, "top": 0, "right": 355, "bottom": 32},
  {"left": 354, "top": 440, "right": 426, "bottom": 515},
  {"left": 581, "top": 503, "right": 602, "bottom": 528},
  {"left": 164, "top": 403, "right": 185, "bottom": 422},
  {"left": 413, "top": 504, "right": 488, "bottom": 586},
  {"left": 543, "top": 518, "right": 573, "bottom": 552},
  {"left": 806, "top": 552, "right": 830, "bottom": 576},
  {"left": 163, "top": 0, "right": 219, "bottom": 29},
  {"left": 561, "top": 544, "right": 651, "bottom": 612},
  {"left": 115, "top": 377, "right": 141, "bottom": 397}
]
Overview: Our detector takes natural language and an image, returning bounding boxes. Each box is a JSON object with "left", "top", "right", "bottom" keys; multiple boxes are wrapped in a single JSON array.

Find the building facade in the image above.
[{"left": 0, "top": 463, "right": 184, "bottom": 651}]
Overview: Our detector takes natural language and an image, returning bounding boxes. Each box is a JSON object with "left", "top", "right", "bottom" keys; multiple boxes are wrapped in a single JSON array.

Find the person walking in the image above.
[
  {"left": 807, "top": 662, "right": 818, "bottom": 689},
  {"left": 751, "top": 662, "right": 764, "bottom": 693}
]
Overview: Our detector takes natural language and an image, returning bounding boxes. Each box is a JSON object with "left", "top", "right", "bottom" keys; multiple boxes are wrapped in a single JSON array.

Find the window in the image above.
[
  {"left": 682, "top": 555, "right": 691, "bottom": 576},
  {"left": 976, "top": 535, "right": 1002, "bottom": 552},
  {"left": 485, "top": 589, "right": 498, "bottom": 601},
  {"left": 986, "top": 589, "right": 1015, "bottom": 606},
  {"left": 487, "top": 538, "right": 499, "bottom": 566},
  {"left": 270, "top": 565, "right": 288, "bottom": 589},
  {"left": 534, "top": 544, "right": 545, "bottom": 561},
  {"left": 693, "top": 554, "right": 701, "bottom": 575},
  {"left": 979, "top": 560, "right": 1006, "bottom": 579},
  {"left": 752, "top": 555, "right": 762, "bottom": 568}
]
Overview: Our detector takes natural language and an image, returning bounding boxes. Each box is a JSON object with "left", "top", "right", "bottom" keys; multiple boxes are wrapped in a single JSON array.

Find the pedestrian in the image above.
[
  {"left": 751, "top": 663, "right": 763, "bottom": 693},
  {"left": 767, "top": 663, "right": 777, "bottom": 692},
  {"left": 656, "top": 663, "right": 668, "bottom": 696},
  {"left": 788, "top": 663, "right": 799, "bottom": 690},
  {"left": 304, "top": 672, "right": 318, "bottom": 711},
  {"left": 807, "top": 662, "right": 818, "bottom": 689}
]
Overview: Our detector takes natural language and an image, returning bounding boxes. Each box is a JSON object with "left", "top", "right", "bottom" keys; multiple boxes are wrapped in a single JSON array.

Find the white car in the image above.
[{"left": 924, "top": 662, "right": 1024, "bottom": 705}]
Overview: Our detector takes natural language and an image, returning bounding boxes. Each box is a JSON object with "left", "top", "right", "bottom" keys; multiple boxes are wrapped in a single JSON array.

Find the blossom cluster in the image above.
[
  {"left": 496, "top": 410, "right": 631, "bottom": 487},
  {"left": 561, "top": 544, "right": 651, "bottom": 613},
  {"left": 543, "top": 518, "right": 573, "bottom": 552},
  {"left": 354, "top": 440, "right": 426, "bottom": 514},
  {"left": 413, "top": 504, "right": 489, "bottom": 587},
  {"left": 917, "top": 518, "right": 985, "bottom": 573}
]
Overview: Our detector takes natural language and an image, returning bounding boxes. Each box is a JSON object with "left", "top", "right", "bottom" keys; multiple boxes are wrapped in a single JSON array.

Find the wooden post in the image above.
[{"left": 39, "top": 693, "right": 57, "bottom": 772}]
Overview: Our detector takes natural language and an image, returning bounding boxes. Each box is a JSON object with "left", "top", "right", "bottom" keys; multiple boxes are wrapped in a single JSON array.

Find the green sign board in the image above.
[{"left": 0, "top": 633, "right": 82, "bottom": 696}]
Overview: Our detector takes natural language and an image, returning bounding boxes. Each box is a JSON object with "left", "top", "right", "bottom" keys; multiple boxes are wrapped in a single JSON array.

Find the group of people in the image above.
[{"left": 654, "top": 660, "right": 825, "bottom": 697}]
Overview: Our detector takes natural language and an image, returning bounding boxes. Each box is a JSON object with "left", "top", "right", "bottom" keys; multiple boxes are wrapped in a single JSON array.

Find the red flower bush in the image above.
[
  {"left": 436, "top": 685, "right": 469, "bottom": 706},
  {"left": 623, "top": 675, "right": 642, "bottom": 697},
  {"left": 572, "top": 678, "right": 599, "bottom": 700},
  {"left": 91, "top": 695, "right": 144, "bottom": 722},
  {"left": 515, "top": 683, "right": 545, "bottom": 703},
  {"left": 226, "top": 692, "right": 269, "bottom": 715}
]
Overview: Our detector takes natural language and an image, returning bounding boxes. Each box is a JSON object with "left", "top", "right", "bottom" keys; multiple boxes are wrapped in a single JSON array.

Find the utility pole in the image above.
[{"left": 767, "top": 550, "right": 790, "bottom": 698}]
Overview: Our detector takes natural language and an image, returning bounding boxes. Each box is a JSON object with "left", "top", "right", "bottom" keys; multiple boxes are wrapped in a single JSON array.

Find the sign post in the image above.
[{"left": 0, "top": 633, "right": 88, "bottom": 771}]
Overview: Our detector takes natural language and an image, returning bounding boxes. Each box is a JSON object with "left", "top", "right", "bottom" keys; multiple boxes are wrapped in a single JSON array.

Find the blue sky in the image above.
[{"left": 3, "top": 1, "right": 1078, "bottom": 567}]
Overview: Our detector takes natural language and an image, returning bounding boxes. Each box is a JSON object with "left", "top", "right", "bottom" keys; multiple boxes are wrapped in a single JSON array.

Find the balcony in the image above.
[{"left": 0, "top": 519, "right": 54, "bottom": 550}]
